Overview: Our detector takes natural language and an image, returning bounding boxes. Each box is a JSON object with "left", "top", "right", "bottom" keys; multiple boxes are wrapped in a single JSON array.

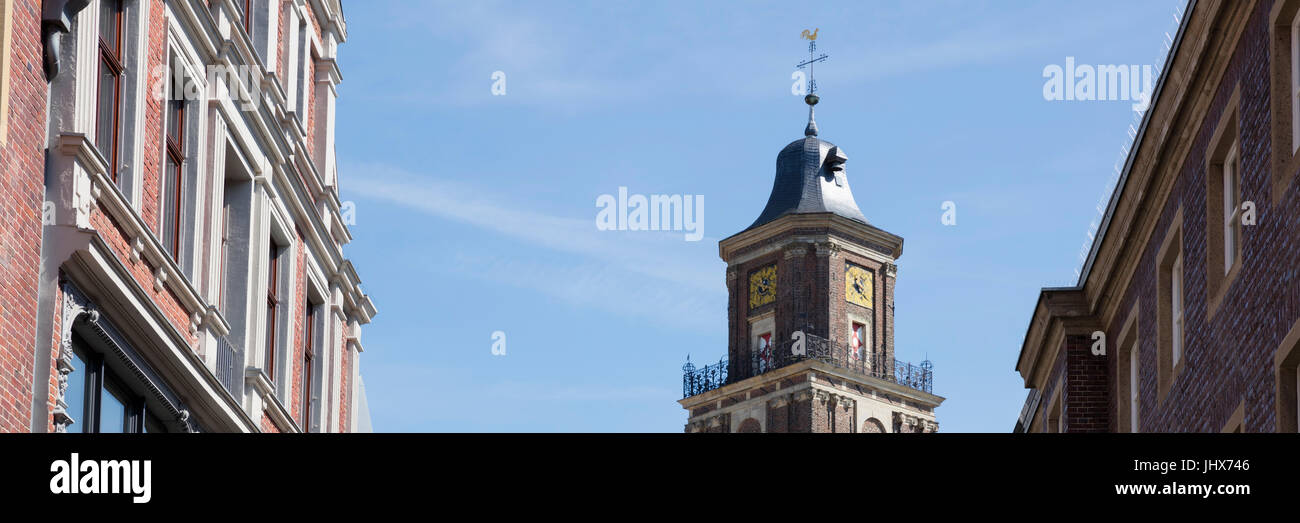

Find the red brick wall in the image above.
[
  {"left": 0, "top": 0, "right": 46, "bottom": 433},
  {"left": 1063, "top": 334, "right": 1109, "bottom": 432},
  {"left": 261, "top": 412, "right": 280, "bottom": 433},
  {"left": 276, "top": 1, "right": 286, "bottom": 82},
  {"left": 88, "top": 207, "right": 199, "bottom": 348},
  {"left": 289, "top": 231, "right": 305, "bottom": 425},
  {"left": 1095, "top": 2, "right": 1292, "bottom": 433},
  {"left": 338, "top": 319, "right": 350, "bottom": 433},
  {"left": 1034, "top": 1, "right": 1300, "bottom": 433},
  {"left": 725, "top": 230, "right": 899, "bottom": 379},
  {"left": 139, "top": 0, "right": 166, "bottom": 234},
  {"left": 303, "top": 4, "right": 318, "bottom": 159}
]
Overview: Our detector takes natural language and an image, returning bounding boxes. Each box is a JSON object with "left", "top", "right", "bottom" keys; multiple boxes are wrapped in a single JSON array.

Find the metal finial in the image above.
[
  {"left": 805, "top": 104, "right": 819, "bottom": 136},
  {"left": 796, "top": 31, "right": 828, "bottom": 137}
]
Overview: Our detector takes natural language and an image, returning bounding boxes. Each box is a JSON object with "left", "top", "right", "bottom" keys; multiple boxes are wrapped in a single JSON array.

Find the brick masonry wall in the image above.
[
  {"left": 289, "top": 231, "right": 305, "bottom": 425},
  {"left": 139, "top": 0, "right": 166, "bottom": 235},
  {"left": 1088, "top": 1, "right": 1296, "bottom": 432},
  {"left": 303, "top": 4, "right": 317, "bottom": 160},
  {"left": 0, "top": 0, "right": 46, "bottom": 433},
  {"left": 338, "top": 317, "right": 349, "bottom": 433},
  {"left": 1064, "top": 334, "right": 1108, "bottom": 432},
  {"left": 726, "top": 229, "right": 901, "bottom": 380}
]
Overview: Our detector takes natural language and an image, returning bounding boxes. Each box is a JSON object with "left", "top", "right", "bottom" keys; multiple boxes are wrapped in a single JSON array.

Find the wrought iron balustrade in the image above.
[
  {"left": 215, "top": 335, "right": 241, "bottom": 398},
  {"left": 682, "top": 333, "right": 933, "bottom": 398}
]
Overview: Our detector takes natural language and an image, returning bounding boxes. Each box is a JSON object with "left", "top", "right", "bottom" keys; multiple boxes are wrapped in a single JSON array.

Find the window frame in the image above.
[
  {"left": 265, "top": 242, "right": 281, "bottom": 381},
  {"left": 161, "top": 56, "right": 186, "bottom": 261},
  {"left": 1222, "top": 142, "right": 1240, "bottom": 275},
  {"left": 1129, "top": 340, "right": 1140, "bottom": 432},
  {"left": 1171, "top": 253, "right": 1183, "bottom": 367},
  {"left": 96, "top": 0, "right": 126, "bottom": 184},
  {"left": 1115, "top": 303, "right": 1141, "bottom": 433},
  {"left": 300, "top": 302, "right": 317, "bottom": 430},
  {"left": 1291, "top": 8, "right": 1300, "bottom": 154},
  {"left": 1156, "top": 206, "right": 1185, "bottom": 403},
  {"left": 242, "top": 0, "right": 254, "bottom": 33},
  {"left": 66, "top": 335, "right": 155, "bottom": 434}
]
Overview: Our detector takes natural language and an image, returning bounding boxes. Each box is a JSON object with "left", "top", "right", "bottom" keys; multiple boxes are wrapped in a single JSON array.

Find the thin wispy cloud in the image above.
[
  {"left": 342, "top": 161, "right": 723, "bottom": 330},
  {"left": 351, "top": 1, "right": 1140, "bottom": 111}
]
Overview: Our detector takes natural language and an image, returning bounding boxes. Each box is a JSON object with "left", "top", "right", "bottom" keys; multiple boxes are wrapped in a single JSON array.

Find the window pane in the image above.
[
  {"left": 99, "top": 381, "right": 128, "bottom": 434},
  {"left": 145, "top": 412, "right": 165, "bottom": 434},
  {"left": 167, "top": 99, "right": 183, "bottom": 145},
  {"left": 100, "top": 0, "right": 121, "bottom": 51},
  {"left": 65, "top": 350, "right": 88, "bottom": 433},
  {"left": 162, "top": 161, "right": 179, "bottom": 258},
  {"left": 96, "top": 60, "right": 117, "bottom": 162}
]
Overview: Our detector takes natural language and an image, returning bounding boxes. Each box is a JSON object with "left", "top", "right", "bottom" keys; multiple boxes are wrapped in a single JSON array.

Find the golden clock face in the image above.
[
  {"left": 748, "top": 264, "right": 777, "bottom": 310},
  {"left": 845, "top": 263, "right": 874, "bottom": 309}
]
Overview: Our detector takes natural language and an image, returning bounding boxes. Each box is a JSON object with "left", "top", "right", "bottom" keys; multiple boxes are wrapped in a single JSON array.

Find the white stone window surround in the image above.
[
  {"left": 259, "top": 187, "right": 299, "bottom": 405},
  {"left": 748, "top": 312, "right": 775, "bottom": 371},
  {"left": 301, "top": 261, "right": 328, "bottom": 432},
  {"left": 160, "top": 22, "right": 210, "bottom": 287},
  {"left": 74, "top": 0, "right": 152, "bottom": 210},
  {"left": 846, "top": 310, "right": 873, "bottom": 364}
]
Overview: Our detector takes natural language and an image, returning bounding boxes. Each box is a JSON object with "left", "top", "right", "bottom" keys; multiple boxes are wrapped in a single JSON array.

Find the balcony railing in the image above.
[
  {"left": 215, "top": 335, "right": 242, "bottom": 398},
  {"left": 682, "top": 333, "right": 933, "bottom": 398}
]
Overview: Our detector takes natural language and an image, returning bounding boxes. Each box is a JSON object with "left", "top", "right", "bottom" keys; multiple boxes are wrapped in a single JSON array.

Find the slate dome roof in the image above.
[{"left": 746, "top": 107, "right": 868, "bottom": 230}]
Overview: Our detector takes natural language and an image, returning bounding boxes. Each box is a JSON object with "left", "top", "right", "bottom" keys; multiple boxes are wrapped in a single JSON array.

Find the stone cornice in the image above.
[
  {"left": 719, "top": 213, "right": 903, "bottom": 266},
  {"left": 60, "top": 133, "right": 230, "bottom": 337}
]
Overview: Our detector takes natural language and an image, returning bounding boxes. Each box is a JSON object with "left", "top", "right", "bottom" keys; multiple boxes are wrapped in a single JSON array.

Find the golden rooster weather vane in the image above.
[{"left": 797, "top": 28, "right": 828, "bottom": 97}]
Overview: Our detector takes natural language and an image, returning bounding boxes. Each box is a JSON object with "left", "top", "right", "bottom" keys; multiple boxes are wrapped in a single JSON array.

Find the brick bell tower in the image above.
[{"left": 679, "top": 91, "right": 944, "bottom": 433}]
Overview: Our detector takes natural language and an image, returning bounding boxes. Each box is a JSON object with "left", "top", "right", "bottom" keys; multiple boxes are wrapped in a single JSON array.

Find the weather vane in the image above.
[{"left": 797, "top": 28, "right": 828, "bottom": 104}]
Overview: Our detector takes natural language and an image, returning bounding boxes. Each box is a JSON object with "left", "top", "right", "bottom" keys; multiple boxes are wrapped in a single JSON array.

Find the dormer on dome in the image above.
[{"left": 746, "top": 101, "right": 868, "bottom": 231}]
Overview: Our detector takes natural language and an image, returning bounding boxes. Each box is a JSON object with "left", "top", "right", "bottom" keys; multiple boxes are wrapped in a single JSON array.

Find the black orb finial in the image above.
[{"left": 805, "top": 93, "right": 819, "bottom": 106}]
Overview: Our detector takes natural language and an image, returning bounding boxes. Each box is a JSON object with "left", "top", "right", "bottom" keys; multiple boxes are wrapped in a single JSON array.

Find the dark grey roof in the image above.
[{"left": 746, "top": 108, "right": 868, "bottom": 230}]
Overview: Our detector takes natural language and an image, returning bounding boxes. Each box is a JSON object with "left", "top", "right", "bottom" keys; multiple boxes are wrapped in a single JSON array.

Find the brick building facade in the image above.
[
  {"left": 1016, "top": 0, "right": 1300, "bottom": 433},
  {"left": 679, "top": 99, "right": 943, "bottom": 433},
  {"left": 0, "top": 0, "right": 375, "bottom": 433}
]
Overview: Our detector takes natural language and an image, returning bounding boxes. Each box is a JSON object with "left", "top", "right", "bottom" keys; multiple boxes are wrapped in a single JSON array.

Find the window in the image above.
[
  {"left": 240, "top": 0, "right": 253, "bottom": 33},
  {"left": 1292, "top": 9, "right": 1300, "bottom": 153},
  {"left": 748, "top": 314, "right": 774, "bottom": 375},
  {"left": 851, "top": 321, "right": 868, "bottom": 360},
  {"left": 1206, "top": 88, "right": 1242, "bottom": 315},
  {"left": 265, "top": 243, "right": 281, "bottom": 381},
  {"left": 64, "top": 335, "right": 164, "bottom": 433},
  {"left": 1171, "top": 253, "right": 1183, "bottom": 367},
  {"left": 161, "top": 57, "right": 186, "bottom": 261},
  {"left": 219, "top": 204, "right": 230, "bottom": 312},
  {"left": 755, "top": 332, "right": 772, "bottom": 373},
  {"left": 96, "top": 0, "right": 125, "bottom": 183},
  {"left": 1044, "top": 391, "right": 1062, "bottom": 433},
  {"left": 1276, "top": 324, "right": 1300, "bottom": 432},
  {"left": 300, "top": 303, "right": 317, "bottom": 430},
  {"left": 1129, "top": 340, "right": 1140, "bottom": 432},
  {"left": 1222, "top": 145, "right": 1240, "bottom": 274},
  {"left": 1116, "top": 305, "right": 1140, "bottom": 432},
  {"left": 1156, "top": 208, "right": 1184, "bottom": 401}
]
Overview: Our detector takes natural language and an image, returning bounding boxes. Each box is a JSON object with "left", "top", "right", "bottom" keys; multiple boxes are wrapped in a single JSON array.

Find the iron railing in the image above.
[
  {"left": 215, "top": 335, "right": 241, "bottom": 398},
  {"left": 682, "top": 332, "right": 933, "bottom": 398}
]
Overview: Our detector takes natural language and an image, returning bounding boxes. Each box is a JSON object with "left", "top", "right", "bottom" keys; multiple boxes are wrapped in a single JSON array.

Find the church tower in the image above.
[{"left": 679, "top": 89, "right": 944, "bottom": 433}]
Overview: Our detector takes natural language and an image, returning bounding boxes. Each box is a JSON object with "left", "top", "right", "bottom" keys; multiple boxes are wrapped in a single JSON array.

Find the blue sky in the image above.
[{"left": 334, "top": 0, "right": 1185, "bottom": 432}]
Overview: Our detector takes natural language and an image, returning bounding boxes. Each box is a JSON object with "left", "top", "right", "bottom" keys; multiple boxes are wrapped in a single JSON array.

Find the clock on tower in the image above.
[{"left": 678, "top": 50, "right": 942, "bottom": 433}]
